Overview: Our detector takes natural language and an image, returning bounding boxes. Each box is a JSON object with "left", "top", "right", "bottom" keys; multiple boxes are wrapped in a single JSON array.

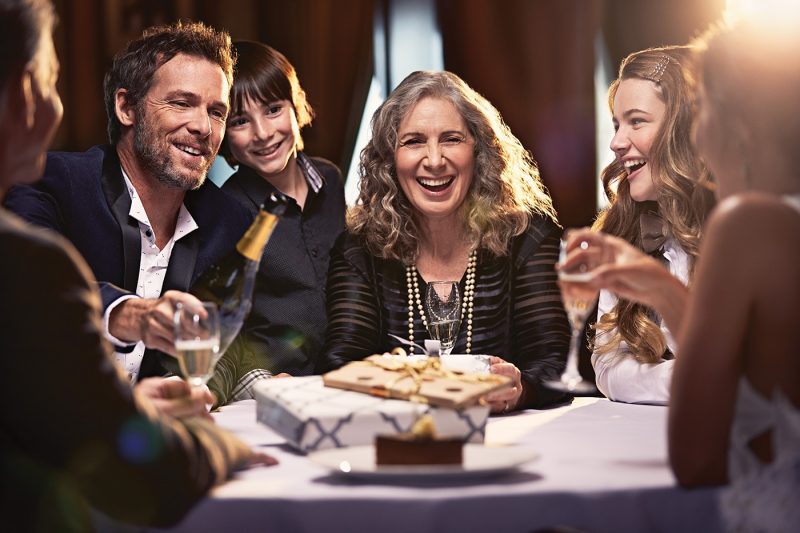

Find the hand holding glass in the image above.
[
  {"left": 545, "top": 239, "right": 598, "bottom": 394},
  {"left": 424, "top": 281, "right": 461, "bottom": 356},
  {"left": 173, "top": 302, "right": 221, "bottom": 388}
]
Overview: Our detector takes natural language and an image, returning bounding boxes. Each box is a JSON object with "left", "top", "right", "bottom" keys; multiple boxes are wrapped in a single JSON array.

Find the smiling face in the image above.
[
  {"left": 610, "top": 78, "right": 666, "bottom": 202},
  {"left": 132, "top": 53, "right": 230, "bottom": 190},
  {"left": 225, "top": 97, "right": 299, "bottom": 181},
  {"left": 394, "top": 97, "right": 474, "bottom": 224}
]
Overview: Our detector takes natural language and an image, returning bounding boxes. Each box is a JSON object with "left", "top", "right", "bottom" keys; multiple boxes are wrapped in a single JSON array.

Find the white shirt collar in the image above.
[
  {"left": 120, "top": 167, "right": 199, "bottom": 243},
  {"left": 662, "top": 237, "right": 690, "bottom": 287}
]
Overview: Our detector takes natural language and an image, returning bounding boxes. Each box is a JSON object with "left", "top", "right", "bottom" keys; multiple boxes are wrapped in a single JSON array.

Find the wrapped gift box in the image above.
[
  {"left": 322, "top": 355, "right": 509, "bottom": 408},
  {"left": 255, "top": 376, "right": 490, "bottom": 453}
]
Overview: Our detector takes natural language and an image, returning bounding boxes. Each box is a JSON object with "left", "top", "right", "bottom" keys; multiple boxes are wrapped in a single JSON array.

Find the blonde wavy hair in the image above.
[
  {"left": 594, "top": 46, "right": 715, "bottom": 364},
  {"left": 348, "top": 70, "right": 557, "bottom": 263}
]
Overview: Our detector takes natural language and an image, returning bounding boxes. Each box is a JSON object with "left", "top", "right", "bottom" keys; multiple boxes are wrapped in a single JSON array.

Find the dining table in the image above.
[{"left": 145, "top": 396, "right": 723, "bottom": 533}]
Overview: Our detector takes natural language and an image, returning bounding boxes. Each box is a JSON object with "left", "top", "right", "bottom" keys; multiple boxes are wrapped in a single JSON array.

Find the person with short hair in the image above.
[
  {"left": 4, "top": 19, "right": 254, "bottom": 405},
  {"left": 0, "top": 1, "right": 275, "bottom": 530},
  {"left": 215, "top": 41, "right": 345, "bottom": 404}
]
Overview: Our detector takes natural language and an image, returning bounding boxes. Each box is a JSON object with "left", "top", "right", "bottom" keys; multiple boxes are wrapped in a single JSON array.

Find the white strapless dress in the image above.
[{"left": 720, "top": 379, "right": 800, "bottom": 532}]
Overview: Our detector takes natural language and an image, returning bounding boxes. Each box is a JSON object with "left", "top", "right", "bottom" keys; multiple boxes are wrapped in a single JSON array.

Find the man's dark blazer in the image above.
[{"left": 3, "top": 144, "right": 252, "bottom": 378}]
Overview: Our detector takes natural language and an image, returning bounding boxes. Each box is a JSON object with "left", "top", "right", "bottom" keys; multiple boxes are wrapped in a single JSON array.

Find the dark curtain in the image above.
[
  {"left": 51, "top": 0, "right": 107, "bottom": 150},
  {"left": 602, "top": 0, "right": 726, "bottom": 74},
  {"left": 437, "top": 0, "right": 600, "bottom": 228}
]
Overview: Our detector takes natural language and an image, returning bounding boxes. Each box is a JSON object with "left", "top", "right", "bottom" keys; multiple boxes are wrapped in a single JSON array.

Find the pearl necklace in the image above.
[{"left": 405, "top": 250, "right": 477, "bottom": 354}]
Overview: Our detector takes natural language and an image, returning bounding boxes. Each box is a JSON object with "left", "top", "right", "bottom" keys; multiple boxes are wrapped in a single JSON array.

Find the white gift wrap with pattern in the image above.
[{"left": 255, "top": 376, "right": 490, "bottom": 453}]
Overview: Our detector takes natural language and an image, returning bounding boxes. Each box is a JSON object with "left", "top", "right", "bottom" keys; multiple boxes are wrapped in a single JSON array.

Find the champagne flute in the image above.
[
  {"left": 173, "top": 302, "right": 221, "bottom": 388},
  {"left": 544, "top": 239, "right": 598, "bottom": 394},
  {"left": 424, "top": 281, "right": 461, "bottom": 356}
]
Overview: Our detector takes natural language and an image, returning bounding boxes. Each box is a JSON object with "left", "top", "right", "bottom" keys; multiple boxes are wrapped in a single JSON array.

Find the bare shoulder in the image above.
[
  {"left": 711, "top": 192, "right": 799, "bottom": 224},
  {"left": 706, "top": 192, "right": 800, "bottom": 250}
]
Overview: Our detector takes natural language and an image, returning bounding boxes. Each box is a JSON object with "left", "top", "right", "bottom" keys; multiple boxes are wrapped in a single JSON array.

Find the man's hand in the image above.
[
  {"left": 109, "top": 290, "right": 205, "bottom": 355},
  {"left": 135, "top": 376, "right": 215, "bottom": 420}
]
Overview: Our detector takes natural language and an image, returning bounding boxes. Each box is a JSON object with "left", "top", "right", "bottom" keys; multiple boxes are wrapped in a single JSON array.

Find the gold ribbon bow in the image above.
[{"left": 352, "top": 355, "right": 506, "bottom": 405}]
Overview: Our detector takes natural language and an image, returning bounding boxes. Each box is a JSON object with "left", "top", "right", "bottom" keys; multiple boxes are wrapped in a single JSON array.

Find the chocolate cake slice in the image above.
[{"left": 375, "top": 433, "right": 463, "bottom": 465}]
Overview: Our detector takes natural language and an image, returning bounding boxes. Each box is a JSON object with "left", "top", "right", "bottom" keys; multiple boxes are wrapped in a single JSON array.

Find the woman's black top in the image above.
[{"left": 317, "top": 214, "right": 571, "bottom": 408}]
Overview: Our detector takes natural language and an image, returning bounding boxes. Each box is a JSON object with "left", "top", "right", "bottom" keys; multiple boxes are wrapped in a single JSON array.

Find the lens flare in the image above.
[
  {"left": 118, "top": 416, "right": 164, "bottom": 464},
  {"left": 725, "top": 0, "right": 800, "bottom": 27}
]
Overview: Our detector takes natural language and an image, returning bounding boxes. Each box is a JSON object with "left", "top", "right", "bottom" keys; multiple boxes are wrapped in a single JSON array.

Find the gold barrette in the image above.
[{"left": 645, "top": 55, "right": 671, "bottom": 83}]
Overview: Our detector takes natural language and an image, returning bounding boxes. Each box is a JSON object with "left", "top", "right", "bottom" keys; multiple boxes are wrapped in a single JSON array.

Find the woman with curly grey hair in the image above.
[{"left": 316, "top": 70, "right": 570, "bottom": 412}]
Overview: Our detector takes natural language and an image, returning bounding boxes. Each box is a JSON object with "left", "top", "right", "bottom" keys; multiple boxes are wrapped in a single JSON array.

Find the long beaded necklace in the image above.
[{"left": 404, "top": 249, "right": 477, "bottom": 354}]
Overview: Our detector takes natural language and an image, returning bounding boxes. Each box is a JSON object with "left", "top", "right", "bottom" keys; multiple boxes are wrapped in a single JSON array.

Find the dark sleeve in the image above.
[
  {"left": 511, "top": 220, "right": 572, "bottom": 408},
  {"left": 7, "top": 176, "right": 137, "bottom": 310},
  {"left": 0, "top": 228, "right": 247, "bottom": 527},
  {"left": 5, "top": 155, "right": 135, "bottom": 315},
  {"left": 4, "top": 156, "right": 69, "bottom": 232},
  {"left": 207, "top": 334, "right": 257, "bottom": 406},
  {"left": 207, "top": 350, "right": 235, "bottom": 407},
  {"left": 316, "top": 234, "right": 384, "bottom": 373},
  {"left": 98, "top": 281, "right": 135, "bottom": 310}
]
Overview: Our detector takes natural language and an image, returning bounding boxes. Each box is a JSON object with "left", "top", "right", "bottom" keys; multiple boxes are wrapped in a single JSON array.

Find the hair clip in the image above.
[{"left": 645, "top": 55, "right": 671, "bottom": 83}]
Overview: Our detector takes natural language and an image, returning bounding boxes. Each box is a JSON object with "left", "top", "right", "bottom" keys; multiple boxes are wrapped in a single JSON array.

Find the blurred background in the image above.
[{"left": 48, "top": 0, "right": 725, "bottom": 227}]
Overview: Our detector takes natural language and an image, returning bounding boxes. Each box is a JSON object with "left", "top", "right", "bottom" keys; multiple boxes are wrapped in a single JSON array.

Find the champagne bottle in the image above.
[{"left": 190, "top": 191, "right": 289, "bottom": 353}]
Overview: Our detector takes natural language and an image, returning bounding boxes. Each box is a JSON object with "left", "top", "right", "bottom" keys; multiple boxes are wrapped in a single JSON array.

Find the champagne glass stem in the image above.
[{"left": 562, "top": 324, "right": 584, "bottom": 386}]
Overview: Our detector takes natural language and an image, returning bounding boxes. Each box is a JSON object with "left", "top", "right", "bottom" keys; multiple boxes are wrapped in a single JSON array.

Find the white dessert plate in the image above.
[{"left": 308, "top": 444, "right": 539, "bottom": 481}]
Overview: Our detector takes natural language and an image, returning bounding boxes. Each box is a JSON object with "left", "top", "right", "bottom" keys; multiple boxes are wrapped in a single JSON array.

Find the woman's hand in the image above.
[
  {"left": 562, "top": 228, "right": 688, "bottom": 334},
  {"left": 486, "top": 356, "right": 523, "bottom": 413},
  {"left": 562, "top": 228, "right": 668, "bottom": 308}
]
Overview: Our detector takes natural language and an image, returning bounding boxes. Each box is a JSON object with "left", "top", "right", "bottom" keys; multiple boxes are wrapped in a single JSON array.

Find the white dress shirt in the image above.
[
  {"left": 591, "top": 237, "right": 690, "bottom": 404},
  {"left": 103, "top": 170, "right": 198, "bottom": 382}
]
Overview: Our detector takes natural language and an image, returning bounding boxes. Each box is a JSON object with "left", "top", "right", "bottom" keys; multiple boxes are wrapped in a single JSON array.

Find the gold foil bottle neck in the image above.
[{"left": 235, "top": 210, "right": 279, "bottom": 262}]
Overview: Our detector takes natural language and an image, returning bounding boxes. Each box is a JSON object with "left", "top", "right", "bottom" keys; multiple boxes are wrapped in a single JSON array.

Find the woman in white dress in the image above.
[
  {"left": 590, "top": 46, "right": 714, "bottom": 404},
  {"left": 563, "top": 17, "right": 800, "bottom": 533},
  {"left": 674, "top": 18, "right": 800, "bottom": 532}
]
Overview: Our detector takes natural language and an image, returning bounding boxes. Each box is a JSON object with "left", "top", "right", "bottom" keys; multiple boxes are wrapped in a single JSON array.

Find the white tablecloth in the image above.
[{"left": 148, "top": 397, "right": 722, "bottom": 533}]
